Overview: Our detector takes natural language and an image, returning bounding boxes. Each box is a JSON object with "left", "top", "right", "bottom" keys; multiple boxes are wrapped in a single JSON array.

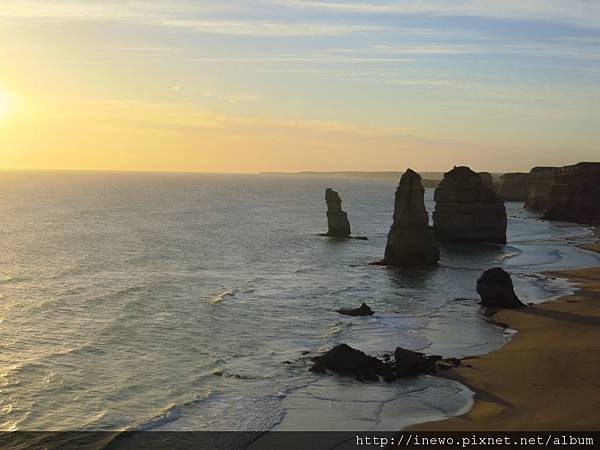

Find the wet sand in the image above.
[{"left": 411, "top": 264, "right": 600, "bottom": 431}]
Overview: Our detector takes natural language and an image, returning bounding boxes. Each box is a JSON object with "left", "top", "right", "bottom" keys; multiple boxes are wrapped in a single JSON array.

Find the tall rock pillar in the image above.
[{"left": 383, "top": 169, "right": 440, "bottom": 267}]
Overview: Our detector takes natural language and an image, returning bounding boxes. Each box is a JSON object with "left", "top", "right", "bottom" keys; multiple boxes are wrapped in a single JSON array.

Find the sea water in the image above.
[{"left": 0, "top": 172, "right": 597, "bottom": 436}]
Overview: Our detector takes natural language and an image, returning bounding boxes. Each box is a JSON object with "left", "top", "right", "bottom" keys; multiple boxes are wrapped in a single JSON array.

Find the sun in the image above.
[{"left": 0, "top": 90, "right": 13, "bottom": 119}]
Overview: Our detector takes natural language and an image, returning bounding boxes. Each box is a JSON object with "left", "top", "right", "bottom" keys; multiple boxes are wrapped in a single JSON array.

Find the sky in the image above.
[{"left": 1, "top": 0, "right": 599, "bottom": 173}]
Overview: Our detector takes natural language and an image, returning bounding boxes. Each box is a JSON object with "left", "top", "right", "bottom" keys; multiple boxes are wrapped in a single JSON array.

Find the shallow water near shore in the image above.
[{"left": 0, "top": 172, "right": 598, "bottom": 438}]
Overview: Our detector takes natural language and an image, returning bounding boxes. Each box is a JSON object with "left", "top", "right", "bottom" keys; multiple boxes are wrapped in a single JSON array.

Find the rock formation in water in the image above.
[
  {"left": 498, "top": 172, "right": 530, "bottom": 202},
  {"left": 433, "top": 166, "right": 507, "bottom": 244},
  {"left": 382, "top": 169, "right": 440, "bottom": 267},
  {"left": 544, "top": 162, "right": 600, "bottom": 224},
  {"left": 394, "top": 347, "right": 439, "bottom": 377},
  {"left": 309, "top": 343, "right": 440, "bottom": 381},
  {"left": 336, "top": 303, "right": 374, "bottom": 317},
  {"left": 309, "top": 343, "right": 394, "bottom": 381},
  {"left": 478, "top": 172, "right": 495, "bottom": 190},
  {"left": 525, "top": 166, "right": 560, "bottom": 211},
  {"left": 324, "top": 188, "right": 351, "bottom": 237},
  {"left": 476, "top": 268, "right": 524, "bottom": 308}
]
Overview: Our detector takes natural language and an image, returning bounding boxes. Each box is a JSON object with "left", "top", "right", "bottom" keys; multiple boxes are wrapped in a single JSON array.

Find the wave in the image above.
[
  {"left": 127, "top": 390, "right": 214, "bottom": 433},
  {"left": 209, "top": 289, "right": 236, "bottom": 304},
  {"left": 326, "top": 321, "right": 352, "bottom": 336},
  {"left": 129, "top": 403, "right": 181, "bottom": 431},
  {"left": 496, "top": 245, "right": 522, "bottom": 261},
  {"left": 0, "top": 275, "right": 29, "bottom": 285}
]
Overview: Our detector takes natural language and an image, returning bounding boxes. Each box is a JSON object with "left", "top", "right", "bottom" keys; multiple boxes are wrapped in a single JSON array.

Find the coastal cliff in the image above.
[
  {"left": 433, "top": 166, "right": 507, "bottom": 244},
  {"left": 324, "top": 188, "right": 351, "bottom": 237},
  {"left": 525, "top": 166, "right": 560, "bottom": 211},
  {"left": 543, "top": 162, "right": 600, "bottom": 224},
  {"left": 382, "top": 169, "right": 440, "bottom": 267},
  {"left": 498, "top": 172, "right": 530, "bottom": 202}
]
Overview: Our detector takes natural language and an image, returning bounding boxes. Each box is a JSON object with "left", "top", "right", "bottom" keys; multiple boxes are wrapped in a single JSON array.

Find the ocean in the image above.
[{"left": 1, "top": 171, "right": 598, "bottom": 437}]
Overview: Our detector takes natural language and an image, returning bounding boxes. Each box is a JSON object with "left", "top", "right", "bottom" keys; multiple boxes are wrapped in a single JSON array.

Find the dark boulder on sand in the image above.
[
  {"left": 433, "top": 166, "right": 507, "bottom": 244},
  {"left": 309, "top": 343, "right": 440, "bottom": 381},
  {"left": 324, "top": 188, "right": 351, "bottom": 238},
  {"left": 336, "top": 303, "right": 374, "bottom": 317},
  {"left": 382, "top": 169, "right": 440, "bottom": 267},
  {"left": 476, "top": 268, "right": 525, "bottom": 308}
]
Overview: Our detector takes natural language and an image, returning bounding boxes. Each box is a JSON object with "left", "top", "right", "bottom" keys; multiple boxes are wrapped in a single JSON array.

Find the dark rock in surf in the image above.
[
  {"left": 382, "top": 169, "right": 440, "bottom": 267},
  {"left": 476, "top": 268, "right": 525, "bottom": 308},
  {"left": 336, "top": 303, "right": 374, "bottom": 317},
  {"left": 394, "top": 347, "right": 439, "bottom": 377},
  {"left": 309, "top": 343, "right": 440, "bottom": 381},
  {"left": 433, "top": 166, "right": 507, "bottom": 244},
  {"left": 324, "top": 188, "right": 351, "bottom": 238},
  {"left": 309, "top": 344, "right": 393, "bottom": 381}
]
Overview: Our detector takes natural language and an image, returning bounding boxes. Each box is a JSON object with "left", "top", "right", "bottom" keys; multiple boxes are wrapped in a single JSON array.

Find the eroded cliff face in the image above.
[
  {"left": 498, "top": 172, "right": 530, "bottom": 202},
  {"left": 325, "top": 188, "right": 351, "bottom": 237},
  {"left": 544, "top": 162, "right": 600, "bottom": 224},
  {"left": 525, "top": 166, "right": 560, "bottom": 211},
  {"left": 433, "top": 166, "right": 507, "bottom": 244},
  {"left": 382, "top": 169, "right": 440, "bottom": 267}
]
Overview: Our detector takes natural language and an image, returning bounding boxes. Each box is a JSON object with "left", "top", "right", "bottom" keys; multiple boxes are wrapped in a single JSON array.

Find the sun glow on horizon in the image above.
[{"left": 1, "top": 1, "right": 599, "bottom": 172}]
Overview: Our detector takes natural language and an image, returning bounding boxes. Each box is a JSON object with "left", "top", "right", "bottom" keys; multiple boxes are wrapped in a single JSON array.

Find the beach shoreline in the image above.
[{"left": 409, "top": 260, "right": 600, "bottom": 431}]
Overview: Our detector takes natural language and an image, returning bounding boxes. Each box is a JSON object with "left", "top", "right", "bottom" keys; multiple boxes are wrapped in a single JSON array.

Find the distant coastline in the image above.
[
  {"left": 260, "top": 170, "right": 448, "bottom": 180},
  {"left": 259, "top": 171, "right": 504, "bottom": 189}
]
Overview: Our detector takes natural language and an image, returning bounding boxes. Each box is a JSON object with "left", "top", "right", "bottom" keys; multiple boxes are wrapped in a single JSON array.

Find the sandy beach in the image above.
[{"left": 411, "top": 262, "right": 600, "bottom": 431}]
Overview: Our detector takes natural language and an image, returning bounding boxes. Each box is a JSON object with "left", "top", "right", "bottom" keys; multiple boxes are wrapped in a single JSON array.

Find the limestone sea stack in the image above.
[
  {"left": 433, "top": 166, "right": 507, "bottom": 244},
  {"left": 478, "top": 172, "right": 495, "bottom": 190},
  {"left": 544, "top": 162, "right": 600, "bottom": 224},
  {"left": 498, "top": 172, "right": 530, "bottom": 202},
  {"left": 476, "top": 268, "right": 525, "bottom": 308},
  {"left": 525, "top": 166, "right": 560, "bottom": 211},
  {"left": 324, "top": 188, "right": 351, "bottom": 237},
  {"left": 382, "top": 169, "right": 440, "bottom": 267}
]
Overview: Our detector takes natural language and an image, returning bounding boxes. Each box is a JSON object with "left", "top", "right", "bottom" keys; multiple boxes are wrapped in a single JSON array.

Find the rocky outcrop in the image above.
[
  {"left": 525, "top": 166, "right": 560, "bottom": 211},
  {"left": 498, "top": 172, "right": 530, "bottom": 202},
  {"left": 394, "top": 347, "right": 438, "bottom": 377},
  {"left": 433, "top": 166, "right": 507, "bottom": 244},
  {"left": 324, "top": 188, "right": 351, "bottom": 237},
  {"left": 476, "top": 268, "right": 524, "bottom": 308},
  {"left": 336, "top": 303, "right": 374, "bottom": 317},
  {"left": 309, "top": 343, "right": 439, "bottom": 381},
  {"left": 544, "top": 162, "right": 600, "bottom": 224},
  {"left": 309, "top": 344, "right": 394, "bottom": 381},
  {"left": 478, "top": 172, "right": 495, "bottom": 190},
  {"left": 382, "top": 169, "right": 440, "bottom": 267}
]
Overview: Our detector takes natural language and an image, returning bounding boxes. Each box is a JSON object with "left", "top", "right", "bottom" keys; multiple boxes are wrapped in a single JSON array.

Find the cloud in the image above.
[
  {"left": 0, "top": 1, "right": 386, "bottom": 36},
  {"left": 170, "top": 86, "right": 259, "bottom": 104},
  {"left": 159, "top": 19, "right": 386, "bottom": 36},
  {"left": 272, "top": 0, "right": 600, "bottom": 30}
]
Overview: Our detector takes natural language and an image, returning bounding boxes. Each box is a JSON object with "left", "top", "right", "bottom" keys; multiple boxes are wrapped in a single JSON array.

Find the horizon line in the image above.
[{"left": 0, "top": 167, "right": 517, "bottom": 176}]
